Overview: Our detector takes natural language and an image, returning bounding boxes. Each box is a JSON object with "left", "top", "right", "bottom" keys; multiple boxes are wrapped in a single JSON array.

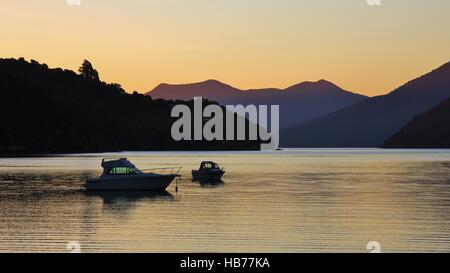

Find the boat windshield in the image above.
[
  {"left": 108, "top": 167, "right": 140, "bottom": 175},
  {"left": 201, "top": 163, "right": 220, "bottom": 170}
]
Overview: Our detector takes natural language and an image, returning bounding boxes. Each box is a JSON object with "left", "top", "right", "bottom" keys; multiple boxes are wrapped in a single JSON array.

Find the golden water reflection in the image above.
[{"left": 1, "top": 149, "right": 450, "bottom": 252}]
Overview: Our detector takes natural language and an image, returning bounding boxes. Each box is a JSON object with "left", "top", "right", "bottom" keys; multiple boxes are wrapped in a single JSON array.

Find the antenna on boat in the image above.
[{"left": 175, "top": 172, "right": 182, "bottom": 192}]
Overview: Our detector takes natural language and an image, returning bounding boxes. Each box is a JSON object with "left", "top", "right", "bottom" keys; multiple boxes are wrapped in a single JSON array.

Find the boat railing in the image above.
[{"left": 141, "top": 167, "right": 182, "bottom": 176}]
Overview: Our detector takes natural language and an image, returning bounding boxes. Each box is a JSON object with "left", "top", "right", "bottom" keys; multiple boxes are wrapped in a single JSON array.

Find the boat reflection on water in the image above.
[
  {"left": 86, "top": 190, "right": 175, "bottom": 205},
  {"left": 193, "top": 179, "right": 225, "bottom": 188},
  {"left": 83, "top": 190, "right": 175, "bottom": 221}
]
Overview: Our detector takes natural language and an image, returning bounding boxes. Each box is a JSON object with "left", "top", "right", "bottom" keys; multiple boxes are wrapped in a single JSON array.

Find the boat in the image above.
[
  {"left": 192, "top": 161, "right": 225, "bottom": 181},
  {"left": 85, "top": 158, "right": 181, "bottom": 191}
]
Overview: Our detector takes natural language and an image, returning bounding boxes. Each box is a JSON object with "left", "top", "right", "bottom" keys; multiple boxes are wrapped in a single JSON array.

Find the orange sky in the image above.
[{"left": 1, "top": 0, "right": 450, "bottom": 96}]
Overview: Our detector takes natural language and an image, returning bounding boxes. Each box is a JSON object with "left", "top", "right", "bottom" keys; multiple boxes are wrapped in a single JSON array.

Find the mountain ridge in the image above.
[
  {"left": 282, "top": 60, "right": 450, "bottom": 147},
  {"left": 149, "top": 78, "right": 360, "bottom": 95},
  {"left": 384, "top": 97, "right": 450, "bottom": 148},
  {"left": 147, "top": 79, "right": 368, "bottom": 129}
]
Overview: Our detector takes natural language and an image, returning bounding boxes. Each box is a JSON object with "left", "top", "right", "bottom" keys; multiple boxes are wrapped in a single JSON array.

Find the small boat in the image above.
[
  {"left": 86, "top": 158, "right": 181, "bottom": 191},
  {"left": 192, "top": 161, "right": 225, "bottom": 181}
]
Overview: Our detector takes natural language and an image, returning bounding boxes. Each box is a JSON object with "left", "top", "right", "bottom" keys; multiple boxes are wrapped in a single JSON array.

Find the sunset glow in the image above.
[{"left": 1, "top": 0, "right": 450, "bottom": 96}]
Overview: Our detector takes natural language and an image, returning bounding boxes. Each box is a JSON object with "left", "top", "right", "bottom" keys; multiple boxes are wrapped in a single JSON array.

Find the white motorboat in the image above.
[{"left": 86, "top": 158, "right": 181, "bottom": 191}]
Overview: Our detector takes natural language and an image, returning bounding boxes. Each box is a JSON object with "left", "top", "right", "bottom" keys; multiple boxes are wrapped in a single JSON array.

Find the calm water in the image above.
[{"left": 1, "top": 149, "right": 450, "bottom": 253}]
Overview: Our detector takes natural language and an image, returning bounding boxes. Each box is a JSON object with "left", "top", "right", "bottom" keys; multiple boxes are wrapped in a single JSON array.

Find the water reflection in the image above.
[
  {"left": 1, "top": 150, "right": 450, "bottom": 252},
  {"left": 85, "top": 190, "right": 175, "bottom": 215},
  {"left": 192, "top": 179, "right": 225, "bottom": 188},
  {"left": 86, "top": 190, "right": 175, "bottom": 205},
  {"left": 82, "top": 191, "right": 176, "bottom": 224}
]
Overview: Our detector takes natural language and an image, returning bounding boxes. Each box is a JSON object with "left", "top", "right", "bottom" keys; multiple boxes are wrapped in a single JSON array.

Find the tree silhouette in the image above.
[
  {"left": 0, "top": 58, "right": 261, "bottom": 154},
  {"left": 78, "top": 59, "right": 100, "bottom": 81}
]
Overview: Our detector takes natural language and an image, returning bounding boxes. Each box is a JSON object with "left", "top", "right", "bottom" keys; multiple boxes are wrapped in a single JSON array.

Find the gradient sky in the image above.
[{"left": 1, "top": 0, "right": 449, "bottom": 96}]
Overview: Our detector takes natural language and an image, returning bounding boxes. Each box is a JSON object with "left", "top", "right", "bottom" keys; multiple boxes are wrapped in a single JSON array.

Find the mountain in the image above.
[
  {"left": 147, "top": 79, "right": 367, "bottom": 129},
  {"left": 384, "top": 97, "right": 450, "bottom": 148},
  {"left": 282, "top": 61, "right": 450, "bottom": 147},
  {"left": 0, "top": 58, "right": 260, "bottom": 154}
]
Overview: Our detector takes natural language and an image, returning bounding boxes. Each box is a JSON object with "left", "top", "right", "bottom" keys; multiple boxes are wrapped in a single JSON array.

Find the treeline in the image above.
[{"left": 0, "top": 58, "right": 260, "bottom": 155}]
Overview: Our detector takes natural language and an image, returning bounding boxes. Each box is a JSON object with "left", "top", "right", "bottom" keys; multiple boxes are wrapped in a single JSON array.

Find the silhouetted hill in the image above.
[
  {"left": 282, "top": 61, "right": 450, "bottom": 147},
  {"left": 0, "top": 58, "right": 260, "bottom": 154},
  {"left": 384, "top": 98, "right": 450, "bottom": 148},
  {"left": 148, "top": 79, "right": 367, "bottom": 129}
]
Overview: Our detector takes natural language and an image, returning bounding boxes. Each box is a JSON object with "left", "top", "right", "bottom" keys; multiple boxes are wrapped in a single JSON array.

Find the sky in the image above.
[{"left": 1, "top": 0, "right": 449, "bottom": 96}]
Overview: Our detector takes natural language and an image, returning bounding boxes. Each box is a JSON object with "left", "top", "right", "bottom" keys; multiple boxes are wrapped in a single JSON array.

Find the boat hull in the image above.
[
  {"left": 192, "top": 170, "right": 225, "bottom": 181},
  {"left": 85, "top": 174, "right": 177, "bottom": 191}
]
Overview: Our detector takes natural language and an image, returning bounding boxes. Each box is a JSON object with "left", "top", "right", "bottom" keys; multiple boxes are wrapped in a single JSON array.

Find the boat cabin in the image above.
[
  {"left": 198, "top": 161, "right": 221, "bottom": 170},
  {"left": 101, "top": 158, "right": 142, "bottom": 175}
]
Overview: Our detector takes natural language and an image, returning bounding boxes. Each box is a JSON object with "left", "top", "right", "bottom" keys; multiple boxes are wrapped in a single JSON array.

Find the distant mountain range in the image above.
[
  {"left": 282, "top": 61, "right": 450, "bottom": 147},
  {"left": 384, "top": 97, "right": 450, "bottom": 148},
  {"left": 0, "top": 58, "right": 260, "bottom": 154},
  {"left": 147, "top": 79, "right": 367, "bottom": 129}
]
